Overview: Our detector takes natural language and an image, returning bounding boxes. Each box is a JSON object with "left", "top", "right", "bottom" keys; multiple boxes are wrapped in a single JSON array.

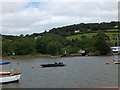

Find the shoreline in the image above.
[
  {"left": 1, "top": 54, "right": 114, "bottom": 60},
  {"left": 2, "top": 54, "right": 52, "bottom": 60}
]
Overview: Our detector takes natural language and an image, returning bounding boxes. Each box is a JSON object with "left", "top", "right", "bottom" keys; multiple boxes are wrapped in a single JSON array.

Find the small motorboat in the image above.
[
  {"left": 41, "top": 62, "right": 66, "bottom": 68},
  {"left": 0, "top": 62, "right": 21, "bottom": 84}
]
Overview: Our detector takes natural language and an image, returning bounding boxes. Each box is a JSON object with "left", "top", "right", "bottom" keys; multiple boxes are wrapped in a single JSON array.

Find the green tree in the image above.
[
  {"left": 2, "top": 39, "right": 12, "bottom": 56},
  {"left": 36, "top": 33, "right": 65, "bottom": 55},
  {"left": 47, "top": 41, "right": 62, "bottom": 55},
  {"left": 93, "top": 31, "right": 111, "bottom": 55},
  {"left": 10, "top": 37, "right": 36, "bottom": 55}
]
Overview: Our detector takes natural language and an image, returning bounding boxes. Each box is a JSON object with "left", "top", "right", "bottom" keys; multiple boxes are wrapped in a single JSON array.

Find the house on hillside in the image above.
[
  {"left": 35, "top": 36, "right": 41, "bottom": 39},
  {"left": 114, "top": 25, "right": 118, "bottom": 28},
  {"left": 74, "top": 30, "right": 80, "bottom": 33}
]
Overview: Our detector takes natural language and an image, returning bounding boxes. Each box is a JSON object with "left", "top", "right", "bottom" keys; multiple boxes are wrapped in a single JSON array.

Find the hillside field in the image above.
[
  {"left": 66, "top": 29, "right": 118, "bottom": 43},
  {"left": 66, "top": 29, "right": 118, "bottom": 44}
]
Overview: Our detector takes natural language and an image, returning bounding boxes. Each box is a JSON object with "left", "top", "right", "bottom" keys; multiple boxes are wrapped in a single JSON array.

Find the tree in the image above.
[
  {"left": 62, "top": 46, "right": 77, "bottom": 54},
  {"left": 10, "top": 37, "right": 36, "bottom": 55},
  {"left": 2, "top": 39, "right": 13, "bottom": 56},
  {"left": 36, "top": 33, "right": 65, "bottom": 55},
  {"left": 47, "top": 41, "right": 62, "bottom": 55},
  {"left": 93, "top": 31, "right": 111, "bottom": 55}
]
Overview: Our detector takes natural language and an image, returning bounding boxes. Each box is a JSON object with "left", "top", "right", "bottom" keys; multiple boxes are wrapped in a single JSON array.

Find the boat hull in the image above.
[
  {"left": 0, "top": 74, "right": 21, "bottom": 84},
  {"left": 114, "top": 62, "right": 120, "bottom": 64},
  {"left": 41, "top": 64, "right": 65, "bottom": 68}
]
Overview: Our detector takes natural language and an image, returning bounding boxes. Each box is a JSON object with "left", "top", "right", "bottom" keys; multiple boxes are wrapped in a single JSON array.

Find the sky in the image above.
[{"left": 0, "top": 0, "right": 119, "bottom": 35}]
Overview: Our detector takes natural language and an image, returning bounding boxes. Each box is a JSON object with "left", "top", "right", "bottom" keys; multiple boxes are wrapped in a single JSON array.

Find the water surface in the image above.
[{"left": 2, "top": 56, "right": 118, "bottom": 88}]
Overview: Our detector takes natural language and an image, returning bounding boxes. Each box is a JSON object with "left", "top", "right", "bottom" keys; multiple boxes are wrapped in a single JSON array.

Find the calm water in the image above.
[{"left": 2, "top": 56, "right": 118, "bottom": 88}]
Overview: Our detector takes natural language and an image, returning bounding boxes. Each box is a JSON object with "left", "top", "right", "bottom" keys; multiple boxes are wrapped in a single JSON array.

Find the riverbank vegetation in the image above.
[{"left": 2, "top": 21, "right": 119, "bottom": 57}]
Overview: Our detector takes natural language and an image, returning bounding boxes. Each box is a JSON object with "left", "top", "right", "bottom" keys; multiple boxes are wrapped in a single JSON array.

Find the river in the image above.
[{"left": 2, "top": 56, "right": 118, "bottom": 88}]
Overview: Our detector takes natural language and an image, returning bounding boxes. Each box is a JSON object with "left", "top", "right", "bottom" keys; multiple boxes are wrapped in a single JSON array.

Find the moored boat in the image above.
[
  {"left": 41, "top": 62, "right": 66, "bottom": 68},
  {"left": 113, "top": 32, "right": 120, "bottom": 64},
  {"left": 114, "top": 61, "right": 120, "bottom": 64},
  {"left": 113, "top": 59, "right": 120, "bottom": 64},
  {"left": 0, "top": 62, "right": 21, "bottom": 84}
]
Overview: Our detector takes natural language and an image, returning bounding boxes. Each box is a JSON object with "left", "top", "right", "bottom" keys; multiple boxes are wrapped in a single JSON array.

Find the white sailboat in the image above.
[
  {"left": 113, "top": 56, "right": 120, "bottom": 64},
  {"left": 0, "top": 62, "right": 21, "bottom": 84},
  {"left": 113, "top": 32, "right": 120, "bottom": 64}
]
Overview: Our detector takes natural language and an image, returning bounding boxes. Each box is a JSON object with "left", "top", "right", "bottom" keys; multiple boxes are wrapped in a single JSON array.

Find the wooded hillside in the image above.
[{"left": 2, "top": 21, "right": 119, "bottom": 56}]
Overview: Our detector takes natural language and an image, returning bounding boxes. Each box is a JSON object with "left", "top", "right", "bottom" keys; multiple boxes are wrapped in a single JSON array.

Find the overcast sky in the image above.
[{"left": 1, "top": 0, "right": 119, "bottom": 35}]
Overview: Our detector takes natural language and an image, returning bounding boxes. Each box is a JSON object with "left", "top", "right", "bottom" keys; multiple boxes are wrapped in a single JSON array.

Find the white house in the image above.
[
  {"left": 114, "top": 25, "right": 118, "bottom": 28},
  {"left": 74, "top": 30, "right": 80, "bottom": 33},
  {"left": 34, "top": 36, "right": 41, "bottom": 39}
]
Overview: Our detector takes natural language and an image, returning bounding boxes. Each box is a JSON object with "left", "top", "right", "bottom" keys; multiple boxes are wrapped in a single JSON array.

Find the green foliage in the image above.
[
  {"left": 11, "top": 37, "right": 36, "bottom": 55},
  {"left": 2, "top": 39, "right": 13, "bottom": 56},
  {"left": 49, "top": 21, "right": 118, "bottom": 37},
  {"left": 2, "top": 21, "right": 117, "bottom": 56},
  {"left": 2, "top": 37, "right": 36, "bottom": 56},
  {"left": 62, "top": 46, "right": 77, "bottom": 54},
  {"left": 93, "top": 31, "right": 111, "bottom": 55},
  {"left": 66, "top": 31, "right": 112, "bottom": 55},
  {"left": 47, "top": 41, "right": 62, "bottom": 55},
  {"left": 36, "top": 33, "right": 65, "bottom": 55},
  {"left": 94, "top": 31, "right": 110, "bottom": 41}
]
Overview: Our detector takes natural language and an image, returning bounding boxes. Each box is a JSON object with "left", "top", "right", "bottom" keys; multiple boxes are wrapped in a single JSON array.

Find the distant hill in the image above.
[
  {"left": 2, "top": 21, "right": 119, "bottom": 56},
  {"left": 2, "top": 21, "right": 118, "bottom": 39},
  {"left": 49, "top": 21, "right": 118, "bottom": 37}
]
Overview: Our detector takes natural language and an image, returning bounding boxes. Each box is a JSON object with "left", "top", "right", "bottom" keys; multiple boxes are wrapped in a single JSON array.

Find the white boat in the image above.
[
  {"left": 113, "top": 32, "right": 120, "bottom": 64},
  {"left": 0, "top": 62, "right": 21, "bottom": 84},
  {"left": 113, "top": 57, "right": 120, "bottom": 64},
  {"left": 114, "top": 61, "right": 120, "bottom": 64}
]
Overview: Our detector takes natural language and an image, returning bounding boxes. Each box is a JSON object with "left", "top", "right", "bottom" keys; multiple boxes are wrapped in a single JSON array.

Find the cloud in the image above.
[
  {"left": 2, "top": 2, "right": 28, "bottom": 14},
  {"left": 1, "top": 1, "right": 119, "bottom": 35}
]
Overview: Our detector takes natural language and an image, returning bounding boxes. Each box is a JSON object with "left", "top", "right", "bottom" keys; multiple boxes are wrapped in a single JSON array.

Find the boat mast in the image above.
[
  {"left": 10, "top": 63, "right": 12, "bottom": 72},
  {"left": 118, "top": 30, "right": 120, "bottom": 59},
  {"left": 117, "top": 21, "right": 120, "bottom": 60}
]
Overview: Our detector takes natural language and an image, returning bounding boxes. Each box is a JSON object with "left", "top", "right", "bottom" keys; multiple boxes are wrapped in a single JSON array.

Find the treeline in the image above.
[
  {"left": 18, "top": 21, "right": 118, "bottom": 38},
  {"left": 49, "top": 21, "right": 118, "bottom": 37},
  {"left": 2, "top": 21, "right": 118, "bottom": 56},
  {"left": 2, "top": 31, "right": 112, "bottom": 56}
]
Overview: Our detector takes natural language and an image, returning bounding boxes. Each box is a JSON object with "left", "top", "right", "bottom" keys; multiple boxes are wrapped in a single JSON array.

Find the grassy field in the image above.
[
  {"left": 66, "top": 33, "right": 96, "bottom": 40},
  {"left": 66, "top": 29, "right": 118, "bottom": 42}
]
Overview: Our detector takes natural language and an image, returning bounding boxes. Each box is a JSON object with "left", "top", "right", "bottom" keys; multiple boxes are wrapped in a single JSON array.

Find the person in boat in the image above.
[
  {"left": 54, "top": 62, "right": 63, "bottom": 65},
  {"left": 54, "top": 62, "right": 58, "bottom": 64},
  {"left": 59, "top": 62, "right": 63, "bottom": 65}
]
